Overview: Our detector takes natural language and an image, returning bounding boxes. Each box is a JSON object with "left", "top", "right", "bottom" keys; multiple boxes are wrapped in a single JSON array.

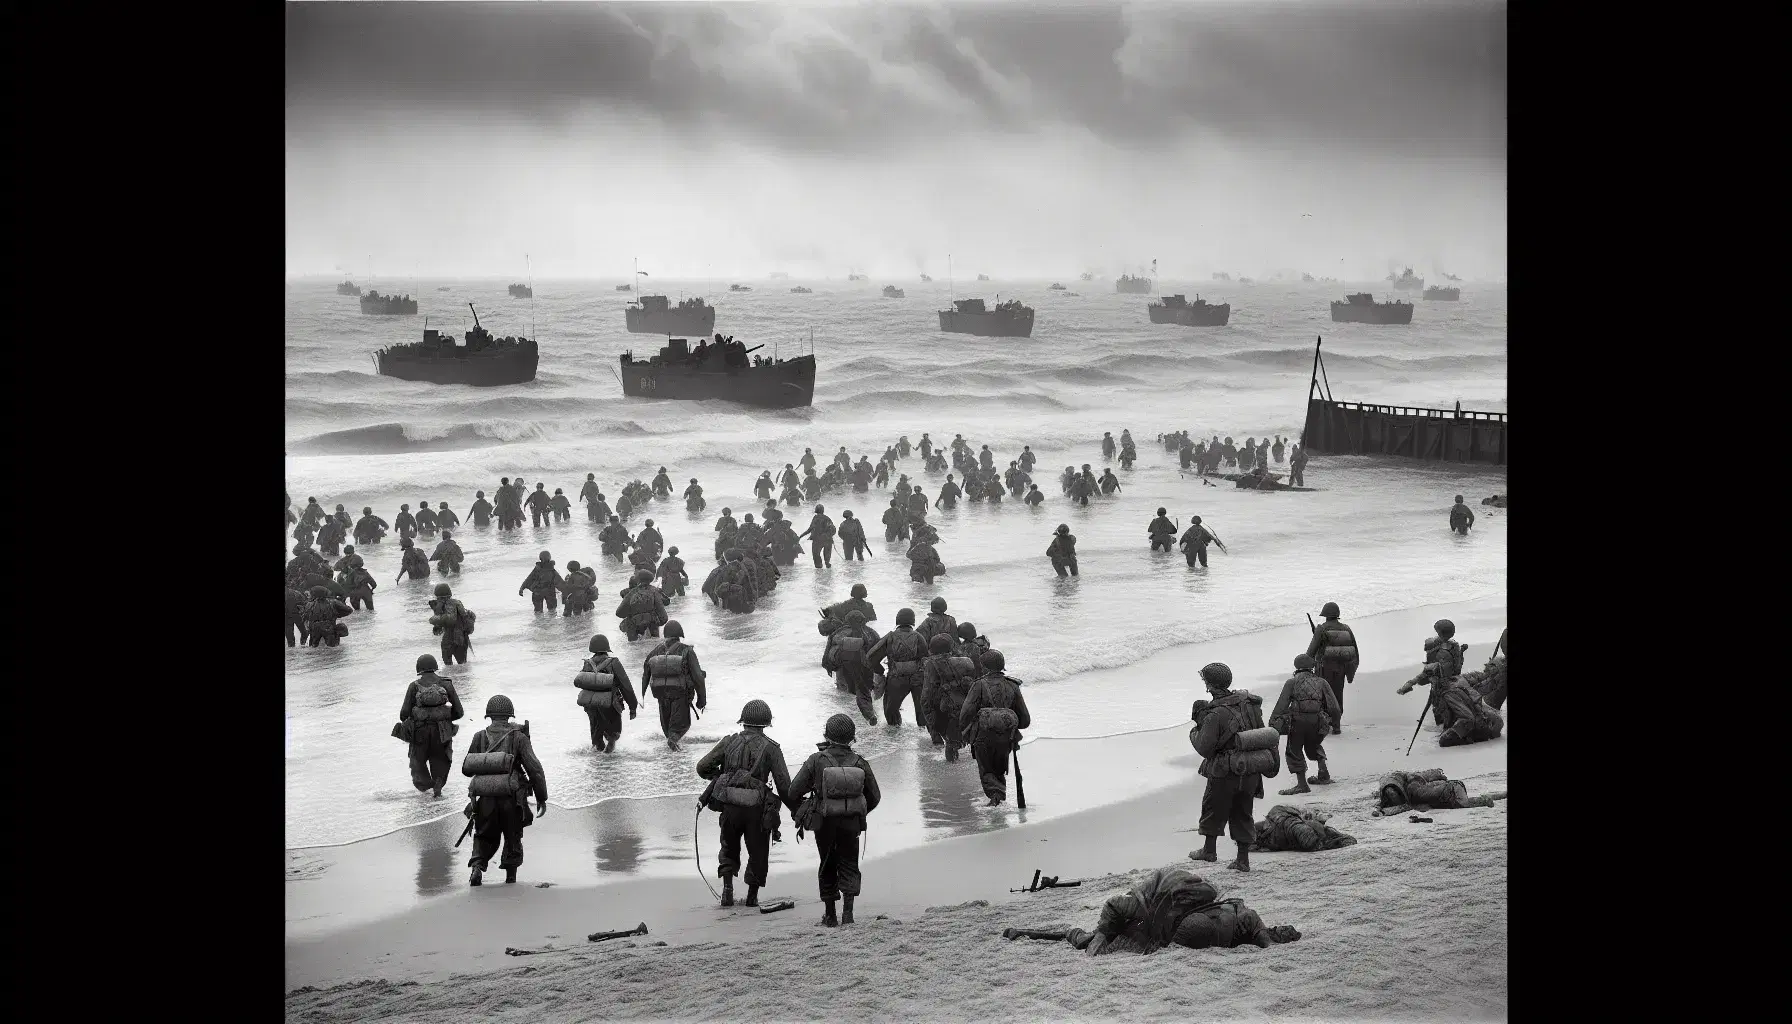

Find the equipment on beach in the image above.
[
  {"left": 588, "top": 922, "right": 650, "bottom": 943},
  {"left": 758, "top": 899, "right": 796, "bottom": 914},
  {"left": 1011, "top": 869, "right": 1082, "bottom": 894}
]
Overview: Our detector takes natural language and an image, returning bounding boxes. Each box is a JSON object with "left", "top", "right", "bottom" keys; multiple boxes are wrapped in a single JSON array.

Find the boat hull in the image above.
[
  {"left": 375, "top": 348, "right": 539, "bottom": 386},
  {"left": 1149, "top": 304, "right": 1231, "bottom": 326},
  {"left": 1423, "top": 288, "right": 1461, "bottom": 301},
  {"left": 626, "top": 307, "right": 716, "bottom": 336},
  {"left": 619, "top": 355, "right": 815, "bottom": 409},
  {"left": 1330, "top": 302, "right": 1413, "bottom": 324},
  {"left": 938, "top": 310, "right": 1034, "bottom": 338},
  {"left": 1115, "top": 280, "right": 1152, "bottom": 294}
]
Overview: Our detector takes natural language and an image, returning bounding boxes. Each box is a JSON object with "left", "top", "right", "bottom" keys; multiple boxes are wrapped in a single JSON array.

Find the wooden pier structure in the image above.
[{"left": 1298, "top": 337, "right": 1506, "bottom": 465}]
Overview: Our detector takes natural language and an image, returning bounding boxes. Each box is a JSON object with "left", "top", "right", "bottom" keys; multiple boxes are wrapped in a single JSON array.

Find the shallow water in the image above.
[{"left": 285, "top": 277, "right": 1506, "bottom": 848}]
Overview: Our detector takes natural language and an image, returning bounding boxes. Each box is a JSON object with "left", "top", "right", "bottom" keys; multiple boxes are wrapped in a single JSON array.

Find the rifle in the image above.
[
  {"left": 453, "top": 811, "right": 476, "bottom": 848},
  {"left": 1013, "top": 743, "right": 1026, "bottom": 809},
  {"left": 1405, "top": 690, "right": 1435, "bottom": 756},
  {"left": 1010, "top": 869, "right": 1082, "bottom": 894},
  {"left": 587, "top": 922, "right": 649, "bottom": 943}
]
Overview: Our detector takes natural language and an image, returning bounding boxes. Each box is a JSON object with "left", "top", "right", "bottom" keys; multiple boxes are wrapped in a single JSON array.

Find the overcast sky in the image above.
[{"left": 286, "top": 1, "right": 1506, "bottom": 281}]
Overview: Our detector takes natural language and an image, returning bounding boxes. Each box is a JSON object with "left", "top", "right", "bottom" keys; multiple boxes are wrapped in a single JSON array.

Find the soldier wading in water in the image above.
[
  {"left": 696, "top": 700, "right": 793, "bottom": 908},
  {"left": 642, "top": 620, "right": 707, "bottom": 750}
]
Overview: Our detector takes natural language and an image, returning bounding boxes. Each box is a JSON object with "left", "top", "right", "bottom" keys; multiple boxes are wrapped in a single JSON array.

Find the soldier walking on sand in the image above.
[{"left": 1306, "top": 602, "right": 1360, "bottom": 735}]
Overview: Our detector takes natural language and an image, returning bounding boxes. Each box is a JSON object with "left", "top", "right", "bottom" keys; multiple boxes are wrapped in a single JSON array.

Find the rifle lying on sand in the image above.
[
  {"left": 1011, "top": 869, "right": 1082, "bottom": 894},
  {"left": 588, "top": 922, "right": 649, "bottom": 943}
]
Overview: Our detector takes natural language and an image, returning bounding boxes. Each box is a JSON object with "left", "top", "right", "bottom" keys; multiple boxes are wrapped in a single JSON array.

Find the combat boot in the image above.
[
  {"left": 744, "top": 884, "right": 759, "bottom": 908},
  {"left": 822, "top": 900, "right": 839, "bottom": 927},
  {"left": 469, "top": 867, "right": 484, "bottom": 886},
  {"left": 842, "top": 896, "right": 855, "bottom": 925},
  {"left": 505, "top": 867, "right": 517, "bottom": 884},
  {"left": 1278, "top": 771, "right": 1311, "bottom": 796},
  {"left": 721, "top": 877, "right": 735, "bottom": 908},
  {"left": 1312, "top": 760, "right": 1333, "bottom": 785},
  {"left": 1227, "top": 847, "right": 1251, "bottom": 873},
  {"left": 1189, "top": 836, "right": 1219, "bottom": 863}
]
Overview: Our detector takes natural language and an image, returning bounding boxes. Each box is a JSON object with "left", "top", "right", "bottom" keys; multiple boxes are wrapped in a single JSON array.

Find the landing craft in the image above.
[
  {"left": 618, "top": 333, "right": 815, "bottom": 409},
  {"left": 374, "top": 303, "right": 538, "bottom": 386}
]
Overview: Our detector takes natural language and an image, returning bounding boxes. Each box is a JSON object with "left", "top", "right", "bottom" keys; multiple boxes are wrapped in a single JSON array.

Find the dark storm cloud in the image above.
[{"left": 286, "top": 2, "right": 1504, "bottom": 159}]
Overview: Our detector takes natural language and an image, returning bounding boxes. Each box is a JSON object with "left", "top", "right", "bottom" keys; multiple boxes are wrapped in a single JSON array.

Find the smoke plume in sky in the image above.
[{"left": 286, "top": 1, "right": 1507, "bottom": 280}]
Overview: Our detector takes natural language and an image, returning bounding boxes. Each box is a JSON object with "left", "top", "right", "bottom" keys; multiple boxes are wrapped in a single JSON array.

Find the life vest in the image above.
[
  {"left": 1318, "top": 623, "right": 1358, "bottom": 665},
  {"left": 647, "top": 644, "right": 692, "bottom": 697},
  {"left": 462, "top": 728, "right": 524, "bottom": 798},
  {"left": 817, "top": 758, "right": 868, "bottom": 818},
  {"left": 574, "top": 658, "right": 621, "bottom": 709}
]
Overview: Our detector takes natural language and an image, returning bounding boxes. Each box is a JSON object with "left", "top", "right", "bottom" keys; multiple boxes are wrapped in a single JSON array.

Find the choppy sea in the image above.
[{"left": 284, "top": 276, "right": 1507, "bottom": 849}]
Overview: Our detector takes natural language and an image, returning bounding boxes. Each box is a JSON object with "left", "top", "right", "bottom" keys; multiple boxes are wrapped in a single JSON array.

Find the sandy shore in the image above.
[{"left": 287, "top": 597, "right": 1507, "bottom": 1020}]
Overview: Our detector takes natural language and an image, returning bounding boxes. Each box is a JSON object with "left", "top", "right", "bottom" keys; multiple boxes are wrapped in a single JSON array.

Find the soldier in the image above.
[
  {"left": 428, "top": 530, "right": 464, "bottom": 575},
  {"left": 799, "top": 448, "right": 817, "bottom": 472},
  {"left": 416, "top": 501, "right": 439, "bottom": 536},
  {"left": 755, "top": 472, "right": 776, "bottom": 502},
  {"left": 642, "top": 620, "right": 707, "bottom": 750},
  {"left": 315, "top": 513, "right": 346, "bottom": 558},
  {"left": 824, "top": 583, "right": 877, "bottom": 624},
  {"left": 560, "top": 560, "right": 598, "bottom": 617},
  {"left": 298, "top": 496, "right": 327, "bottom": 530},
  {"left": 798, "top": 504, "right": 836, "bottom": 568},
  {"left": 303, "top": 585, "right": 352, "bottom": 647},
  {"left": 493, "top": 478, "right": 522, "bottom": 530},
  {"left": 435, "top": 501, "right": 460, "bottom": 532},
  {"left": 284, "top": 585, "right": 307, "bottom": 647},
  {"left": 599, "top": 516, "right": 632, "bottom": 561},
  {"left": 824, "top": 610, "right": 881, "bottom": 724},
  {"left": 1188, "top": 663, "right": 1266, "bottom": 872},
  {"left": 353, "top": 505, "right": 388, "bottom": 545},
  {"left": 549, "top": 488, "right": 573, "bottom": 523},
  {"left": 394, "top": 503, "right": 418, "bottom": 541},
  {"left": 615, "top": 570, "right": 667, "bottom": 640},
  {"left": 961, "top": 651, "right": 1030, "bottom": 804},
  {"left": 838, "top": 510, "right": 868, "bottom": 561},
  {"left": 1450, "top": 494, "right": 1475, "bottom": 535},
  {"left": 428, "top": 583, "right": 476, "bottom": 665},
  {"left": 1047, "top": 524, "right": 1078, "bottom": 577},
  {"left": 525, "top": 484, "right": 552, "bottom": 527},
  {"left": 920, "top": 635, "right": 976, "bottom": 758},
  {"left": 907, "top": 534, "right": 943, "bottom": 584},
  {"left": 684, "top": 478, "right": 706, "bottom": 512},
  {"left": 518, "top": 551, "right": 563, "bottom": 613},
  {"left": 651, "top": 466, "right": 673, "bottom": 499},
  {"left": 658, "top": 546, "right": 689, "bottom": 597},
  {"left": 337, "top": 552, "right": 377, "bottom": 611},
  {"left": 1069, "top": 468, "right": 1093, "bottom": 505},
  {"left": 1024, "top": 484, "right": 1044, "bottom": 506},
  {"left": 462, "top": 695, "right": 548, "bottom": 886},
  {"left": 1305, "top": 602, "right": 1360, "bottom": 734},
  {"left": 1289, "top": 444, "right": 1308, "bottom": 487},
  {"left": 918, "top": 597, "right": 958, "bottom": 647},
  {"left": 468, "top": 490, "right": 494, "bottom": 527},
  {"left": 696, "top": 700, "right": 793, "bottom": 908},
  {"left": 1399, "top": 645, "right": 1504, "bottom": 747},
  {"left": 399, "top": 654, "right": 464, "bottom": 798},
  {"left": 576, "top": 634, "right": 638, "bottom": 752},
  {"left": 1271, "top": 436, "right": 1286, "bottom": 463},
  {"left": 867, "top": 608, "right": 928, "bottom": 727},
  {"left": 713, "top": 507, "right": 739, "bottom": 558},
  {"left": 395, "top": 536, "right": 429, "bottom": 582},
  {"left": 1270, "top": 654, "right": 1339, "bottom": 794},
  {"left": 1102, "top": 432, "right": 1116, "bottom": 458},
  {"left": 788, "top": 714, "right": 883, "bottom": 927},
  {"left": 881, "top": 498, "right": 908, "bottom": 542},
  {"left": 936, "top": 475, "right": 962, "bottom": 510},
  {"left": 633, "top": 518, "right": 663, "bottom": 562},
  {"left": 1148, "top": 508, "right": 1177, "bottom": 552},
  {"left": 1099, "top": 468, "right": 1122, "bottom": 495},
  {"left": 579, "top": 473, "right": 602, "bottom": 517},
  {"left": 1179, "top": 515, "right": 1215, "bottom": 568}
]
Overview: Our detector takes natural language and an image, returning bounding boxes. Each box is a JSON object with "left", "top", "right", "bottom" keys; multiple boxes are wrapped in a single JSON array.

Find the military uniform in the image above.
[
  {"left": 824, "top": 613, "right": 881, "bottom": 724},
  {"left": 400, "top": 670, "right": 465, "bottom": 793},
  {"left": 960, "top": 663, "right": 1031, "bottom": 803},
  {"left": 1269, "top": 661, "right": 1340, "bottom": 790},
  {"left": 867, "top": 624, "right": 928, "bottom": 726},
  {"left": 642, "top": 632, "right": 707, "bottom": 748},
  {"left": 696, "top": 720, "right": 792, "bottom": 901},
  {"left": 463, "top": 709, "right": 548, "bottom": 883},
  {"left": 1191, "top": 685, "right": 1267, "bottom": 856},
  {"left": 1305, "top": 611, "right": 1359, "bottom": 731},
  {"left": 789, "top": 723, "right": 883, "bottom": 924}
]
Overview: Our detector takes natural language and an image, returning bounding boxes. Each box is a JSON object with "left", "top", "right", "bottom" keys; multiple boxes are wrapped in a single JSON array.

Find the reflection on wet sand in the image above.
[{"left": 590, "top": 799, "right": 646, "bottom": 876}]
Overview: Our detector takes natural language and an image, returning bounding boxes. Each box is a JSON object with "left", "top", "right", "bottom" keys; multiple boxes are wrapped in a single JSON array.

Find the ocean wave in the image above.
[{"left": 813, "top": 390, "right": 1074, "bottom": 413}]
